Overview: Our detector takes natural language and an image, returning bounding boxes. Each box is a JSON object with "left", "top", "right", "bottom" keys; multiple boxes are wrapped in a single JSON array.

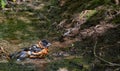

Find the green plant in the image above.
[{"left": 0, "top": 0, "right": 7, "bottom": 9}]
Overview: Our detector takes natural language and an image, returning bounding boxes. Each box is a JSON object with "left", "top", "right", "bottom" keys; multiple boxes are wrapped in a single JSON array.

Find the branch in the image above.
[
  {"left": 0, "top": 47, "right": 10, "bottom": 60},
  {"left": 93, "top": 41, "right": 120, "bottom": 66},
  {"left": 115, "top": 0, "right": 120, "bottom": 5}
]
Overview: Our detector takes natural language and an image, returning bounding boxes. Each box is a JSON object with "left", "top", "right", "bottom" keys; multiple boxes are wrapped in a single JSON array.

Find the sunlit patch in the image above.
[{"left": 57, "top": 67, "right": 68, "bottom": 71}]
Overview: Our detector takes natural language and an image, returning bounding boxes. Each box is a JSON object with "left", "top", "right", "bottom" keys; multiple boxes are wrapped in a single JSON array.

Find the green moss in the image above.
[
  {"left": 0, "top": 62, "right": 36, "bottom": 71},
  {"left": 46, "top": 58, "right": 90, "bottom": 71}
]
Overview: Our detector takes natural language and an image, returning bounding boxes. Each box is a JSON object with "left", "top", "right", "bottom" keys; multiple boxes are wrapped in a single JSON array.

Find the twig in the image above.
[
  {"left": 114, "top": 68, "right": 120, "bottom": 71},
  {"left": 93, "top": 41, "right": 120, "bottom": 66},
  {"left": 0, "top": 47, "right": 10, "bottom": 60}
]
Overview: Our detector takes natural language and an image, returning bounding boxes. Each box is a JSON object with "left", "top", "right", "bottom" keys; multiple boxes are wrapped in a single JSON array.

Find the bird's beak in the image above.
[{"left": 47, "top": 43, "right": 51, "bottom": 47}]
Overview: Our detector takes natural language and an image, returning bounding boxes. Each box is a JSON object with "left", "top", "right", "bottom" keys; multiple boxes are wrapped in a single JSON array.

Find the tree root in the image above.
[{"left": 93, "top": 41, "right": 120, "bottom": 66}]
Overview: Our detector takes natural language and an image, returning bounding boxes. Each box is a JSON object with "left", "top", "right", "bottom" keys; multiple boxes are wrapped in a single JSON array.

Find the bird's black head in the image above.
[{"left": 41, "top": 39, "right": 51, "bottom": 47}]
